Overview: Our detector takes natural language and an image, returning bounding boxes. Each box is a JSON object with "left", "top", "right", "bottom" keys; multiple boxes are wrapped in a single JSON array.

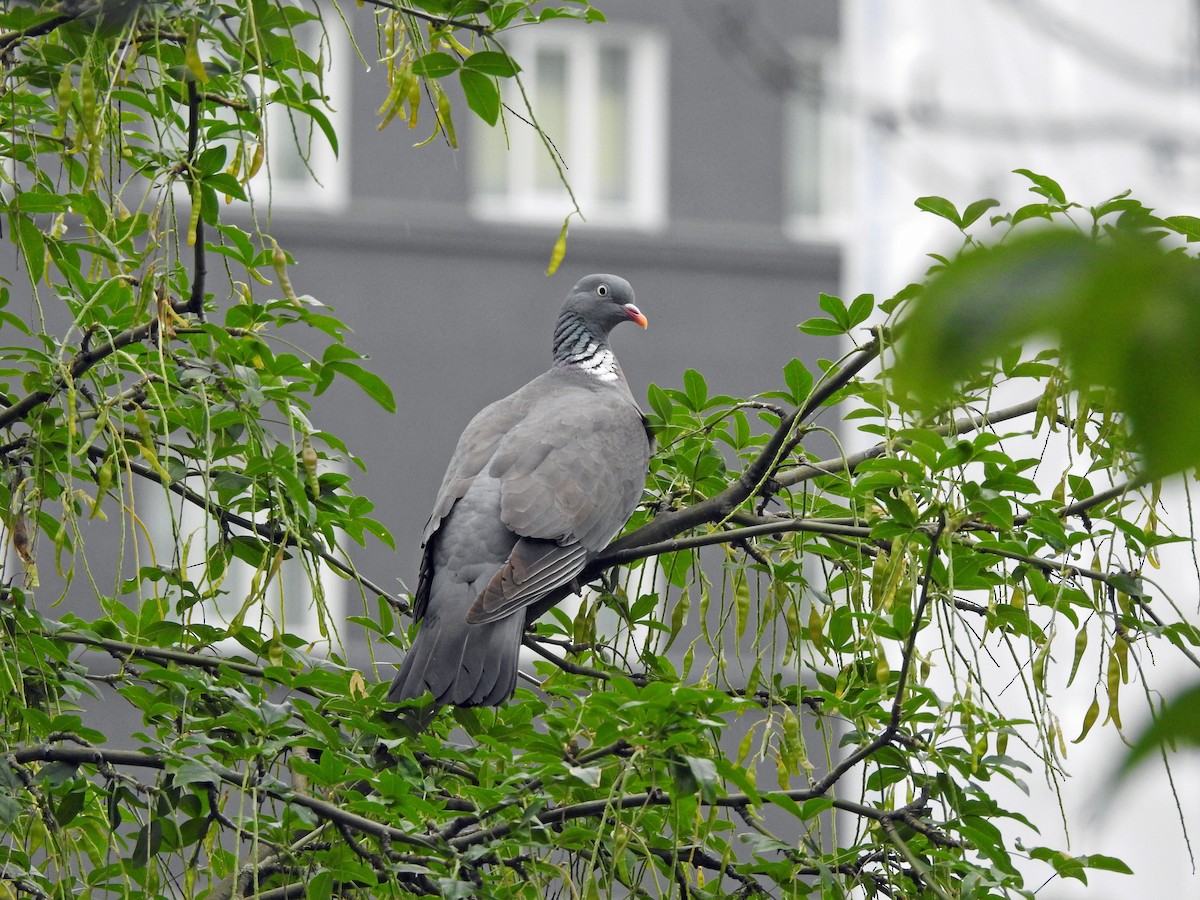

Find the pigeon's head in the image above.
[{"left": 563, "top": 274, "right": 647, "bottom": 337}]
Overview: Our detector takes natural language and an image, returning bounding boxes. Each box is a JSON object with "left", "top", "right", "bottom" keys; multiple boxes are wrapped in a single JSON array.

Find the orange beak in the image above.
[{"left": 623, "top": 303, "right": 648, "bottom": 328}]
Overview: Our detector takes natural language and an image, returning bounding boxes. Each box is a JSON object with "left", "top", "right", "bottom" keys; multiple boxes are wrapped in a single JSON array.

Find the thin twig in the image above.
[
  {"left": 354, "top": 0, "right": 490, "bottom": 34},
  {"left": 776, "top": 396, "right": 1042, "bottom": 488},
  {"left": 9, "top": 744, "right": 438, "bottom": 850},
  {"left": 49, "top": 630, "right": 327, "bottom": 698},
  {"left": 596, "top": 518, "right": 874, "bottom": 569},
  {"left": 0, "top": 309, "right": 180, "bottom": 430}
]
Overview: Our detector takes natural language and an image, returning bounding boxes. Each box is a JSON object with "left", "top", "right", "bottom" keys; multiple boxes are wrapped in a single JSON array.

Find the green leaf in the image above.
[
  {"left": 682, "top": 369, "right": 708, "bottom": 411},
  {"left": 168, "top": 758, "right": 220, "bottom": 790},
  {"left": 1078, "top": 854, "right": 1134, "bottom": 875},
  {"left": 846, "top": 293, "right": 875, "bottom": 328},
  {"left": 798, "top": 317, "right": 846, "bottom": 336},
  {"left": 1108, "top": 572, "right": 1147, "bottom": 598},
  {"left": 1164, "top": 215, "right": 1200, "bottom": 242},
  {"left": 307, "top": 870, "right": 334, "bottom": 900},
  {"left": 13, "top": 190, "right": 70, "bottom": 214},
  {"left": 12, "top": 214, "right": 45, "bottom": 283},
  {"left": 1118, "top": 683, "right": 1200, "bottom": 777},
  {"left": 463, "top": 51, "right": 520, "bottom": 77},
  {"left": 647, "top": 382, "right": 674, "bottom": 424},
  {"left": 459, "top": 69, "right": 500, "bottom": 126},
  {"left": 783, "top": 358, "right": 812, "bottom": 405},
  {"left": 764, "top": 791, "right": 806, "bottom": 820},
  {"left": 915, "top": 195, "right": 961, "bottom": 226},
  {"left": 323, "top": 361, "right": 397, "bottom": 413},
  {"left": 818, "top": 292, "right": 849, "bottom": 328},
  {"left": 567, "top": 765, "right": 602, "bottom": 787},
  {"left": 683, "top": 755, "right": 719, "bottom": 802},
  {"left": 412, "top": 51, "right": 461, "bottom": 78},
  {"left": 1013, "top": 168, "right": 1067, "bottom": 204},
  {"left": 961, "top": 197, "right": 1000, "bottom": 228},
  {"left": 1012, "top": 202, "right": 1054, "bottom": 225}
]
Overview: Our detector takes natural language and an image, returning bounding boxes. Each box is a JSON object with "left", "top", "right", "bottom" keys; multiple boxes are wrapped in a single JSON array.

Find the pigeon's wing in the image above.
[
  {"left": 465, "top": 377, "right": 651, "bottom": 625},
  {"left": 412, "top": 384, "right": 539, "bottom": 620}
]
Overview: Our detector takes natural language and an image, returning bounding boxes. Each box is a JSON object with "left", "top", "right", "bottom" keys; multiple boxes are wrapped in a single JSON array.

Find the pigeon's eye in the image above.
[{"left": 597, "top": 284, "right": 609, "bottom": 297}]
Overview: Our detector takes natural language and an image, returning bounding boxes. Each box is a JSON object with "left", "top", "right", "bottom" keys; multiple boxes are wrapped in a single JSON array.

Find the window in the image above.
[
  {"left": 250, "top": 21, "right": 348, "bottom": 209},
  {"left": 144, "top": 20, "right": 348, "bottom": 211},
  {"left": 785, "top": 42, "right": 842, "bottom": 237},
  {"left": 141, "top": 478, "right": 344, "bottom": 648},
  {"left": 473, "top": 27, "right": 667, "bottom": 228}
]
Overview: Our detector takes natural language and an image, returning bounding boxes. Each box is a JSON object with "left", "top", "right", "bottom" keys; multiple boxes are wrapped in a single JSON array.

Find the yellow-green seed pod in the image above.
[
  {"left": 54, "top": 68, "right": 74, "bottom": 139},
  {"left": 187, "top": 177, "right": 202, "bottom": 246},
  {"left": 301, "top": 435, "right": 319, "bottom": 495}
]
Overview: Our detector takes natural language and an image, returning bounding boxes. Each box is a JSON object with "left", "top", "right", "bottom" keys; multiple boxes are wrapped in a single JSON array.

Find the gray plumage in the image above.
[{"left": 388, "top": 274, "right": 653, "bottom": 707}]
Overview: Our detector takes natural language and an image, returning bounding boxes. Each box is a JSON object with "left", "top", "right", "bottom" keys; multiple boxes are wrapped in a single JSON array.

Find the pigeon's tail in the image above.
[{"left": 387, "top": 600, "right": 525, "bottom": 708}]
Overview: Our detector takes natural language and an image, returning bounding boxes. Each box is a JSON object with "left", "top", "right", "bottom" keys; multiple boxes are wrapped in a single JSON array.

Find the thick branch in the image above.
[
  {"left": 0, "top": 13, "right": 73, "bottom": 55},
  {"left": 186, "top": 80, "right": 207, "bottom": 319},
  {"left": 440, "top": 739, "right": 632, "bottom": 841},
  {"left": 599, "top": 335, "right": 884, "bottom": 563},
  {"left": 646, "top": 845, "right": 768, "bottom": 895},
  {"left": 450, "top": 784, "right": 958, "bottom": 852}
]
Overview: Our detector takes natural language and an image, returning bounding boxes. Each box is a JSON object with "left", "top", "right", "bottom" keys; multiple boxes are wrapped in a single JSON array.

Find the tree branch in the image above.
[
  {"left": 1013, "top": 474, "right": 1149, "bottom": 526},
  {"left": 595, "top": 518, "right": 874, "bottom": 569},
  {"left": 776, "top": 396, "right": 1042, "bottom": 488},
  {"left": 521, "top": 634, "right": 637, "bottom": 684},
  {"left": 353, "top": 0, "right": 491, "bottom": 34},
  {"left": 185, "top": 80, "right": 207, "bottom": 320},
  {"left": 891, "top": 515, "right": 945, "bottom": 728},
  {"left": 50, "top": 629, "right": 327, "bottom": 698},
  {"left": 599, "top": 334, "right": 884, "bottom": 561},
  {"left": 8, "top": 743, "right": 438, "bottom": 851},
  {"left": 0, "top": 13, "right": 73, "bottom": 56},
  {"left": 449, "top": 783, "right": 959, "bottom": 853},
  {"left": 0, "top": 308, "right": 181, "bottom": 430}
]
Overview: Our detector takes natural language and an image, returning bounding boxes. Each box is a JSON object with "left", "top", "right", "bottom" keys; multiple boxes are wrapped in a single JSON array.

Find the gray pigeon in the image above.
[{"left": 388, "top": 274, "right": 653, "bottom": 707}]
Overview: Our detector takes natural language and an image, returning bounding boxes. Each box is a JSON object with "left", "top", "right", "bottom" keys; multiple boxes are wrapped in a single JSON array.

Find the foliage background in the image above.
[{"left": 0, "top": 1, "right": 1198, "bottom": 897}]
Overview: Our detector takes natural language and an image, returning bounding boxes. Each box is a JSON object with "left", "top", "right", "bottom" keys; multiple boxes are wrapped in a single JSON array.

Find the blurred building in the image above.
[{"left": 838, "top": 3, "right": 1200, "bottom": 895}]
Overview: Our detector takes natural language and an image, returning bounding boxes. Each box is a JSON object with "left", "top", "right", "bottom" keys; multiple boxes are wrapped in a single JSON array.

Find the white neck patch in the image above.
[{"left": 569, "top": 345, "right": 619, "bottom": 382}]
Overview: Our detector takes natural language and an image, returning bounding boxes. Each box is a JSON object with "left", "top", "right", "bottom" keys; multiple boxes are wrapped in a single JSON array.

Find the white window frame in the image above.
[
  {"left": 784, "top": 40, "right": 844, "bottom": 240},
  {"left": 152, "top": 20, "right": 348, "bottom": 212},
  {"left": 248, "top": 20, "right": 349, "bottom": 210},
  {"left": 141, "top": 475, "right": 345, "bottom": 650},
  {"left": 472, "top": 25, "right": 668, "bottom": 229}
]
